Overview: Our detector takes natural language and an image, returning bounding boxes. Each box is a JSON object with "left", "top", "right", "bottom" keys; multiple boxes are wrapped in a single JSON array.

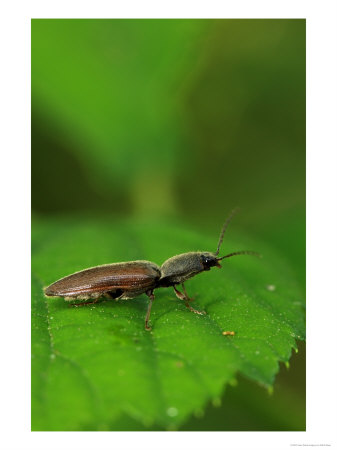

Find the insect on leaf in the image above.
[{"left": 31, "top": 218, "right": 305, "bottom": 431}]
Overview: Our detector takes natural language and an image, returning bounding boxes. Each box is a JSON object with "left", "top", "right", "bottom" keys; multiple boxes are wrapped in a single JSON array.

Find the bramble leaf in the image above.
[{"left": 32, "top": 217, "right": 305, "bottom": 430}]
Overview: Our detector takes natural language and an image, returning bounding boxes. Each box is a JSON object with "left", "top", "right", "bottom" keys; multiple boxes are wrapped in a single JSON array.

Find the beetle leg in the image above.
[
  {"left": 182, "top": 283, "right": 195, "bottom": 302},
  {"left": 145, "top": 290, "right": 155, "bottom": 331},
  {"left": 173, "top": 285, "right": 206, "bottom": 316},
  {"left": 184, "top": 302, "right": 206, "bottom": 316},
  {"left": 173, "top": 285, "right": 185, "bottom": 300}
]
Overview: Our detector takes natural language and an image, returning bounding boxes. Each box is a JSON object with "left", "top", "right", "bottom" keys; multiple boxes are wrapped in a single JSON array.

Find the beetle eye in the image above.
[
  {"left": 201, "top": 255, "right": 210, "bottom": 264},
  {"left": 201, "top": 254, "right": 217, "bottom": 269}
]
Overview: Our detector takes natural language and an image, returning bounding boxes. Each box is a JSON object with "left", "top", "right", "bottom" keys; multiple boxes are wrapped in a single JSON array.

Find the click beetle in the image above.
[{"left": 44, "top": 208, "right": 258, "bottom": 330}]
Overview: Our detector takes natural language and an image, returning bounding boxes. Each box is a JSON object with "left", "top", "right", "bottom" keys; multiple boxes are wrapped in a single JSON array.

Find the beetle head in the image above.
[{"left": 200, "top": 252, "right": 222, "bottom": 270}]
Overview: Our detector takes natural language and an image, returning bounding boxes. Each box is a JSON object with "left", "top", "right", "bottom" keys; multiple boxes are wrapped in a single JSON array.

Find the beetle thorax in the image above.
[{"left": 159, "top": 251, "right": 217, "bottom": 287}]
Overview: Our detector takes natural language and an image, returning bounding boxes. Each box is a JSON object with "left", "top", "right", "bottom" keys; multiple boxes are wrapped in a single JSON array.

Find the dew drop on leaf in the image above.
[
  {"left": 166, "top": 407, "right": 178, "bottom": 417},
  {"left": 266, "top": 285, "right": 276, "bottom": 291}
]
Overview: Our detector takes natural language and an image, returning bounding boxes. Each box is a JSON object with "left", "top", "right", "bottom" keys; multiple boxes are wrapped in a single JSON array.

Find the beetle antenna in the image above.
[
  {"left": 215, "top": 207, "right": 241, "bottom": 256},
  {"left": 218, "top": 250, "right": 261, "bottom": 260}
]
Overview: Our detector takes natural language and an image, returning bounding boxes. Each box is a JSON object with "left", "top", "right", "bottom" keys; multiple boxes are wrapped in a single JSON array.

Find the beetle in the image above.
[{"left": 44, "top": 208, "right": 258, "bottom": 330}]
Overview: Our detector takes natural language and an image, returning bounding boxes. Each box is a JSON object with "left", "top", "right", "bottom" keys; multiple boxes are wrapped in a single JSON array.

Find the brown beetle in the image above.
[{"left": 44, "top": 208, "right": 258, "bottom": 330}]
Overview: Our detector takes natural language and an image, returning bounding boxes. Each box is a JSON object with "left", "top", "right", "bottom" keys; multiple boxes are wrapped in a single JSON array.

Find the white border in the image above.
[{"left": 1, "top": 1, "right": 337, "bottom": 449}]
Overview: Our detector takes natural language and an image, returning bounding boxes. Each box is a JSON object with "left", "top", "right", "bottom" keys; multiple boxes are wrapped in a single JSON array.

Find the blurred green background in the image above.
[{"left": 31, "top": 18, "right": 305, "bottom": 430}]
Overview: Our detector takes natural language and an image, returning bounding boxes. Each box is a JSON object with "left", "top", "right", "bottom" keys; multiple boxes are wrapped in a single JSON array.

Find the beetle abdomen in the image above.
[{"left": 44, "top": 260, "right": 161, "bottom": 299}]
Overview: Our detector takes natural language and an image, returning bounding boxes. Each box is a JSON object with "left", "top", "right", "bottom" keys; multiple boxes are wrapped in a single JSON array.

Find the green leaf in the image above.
[{"left": 31, "top": 217, "right": 305, "bottom": 430}]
